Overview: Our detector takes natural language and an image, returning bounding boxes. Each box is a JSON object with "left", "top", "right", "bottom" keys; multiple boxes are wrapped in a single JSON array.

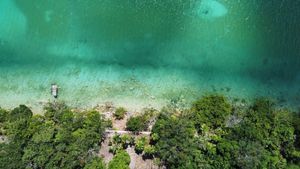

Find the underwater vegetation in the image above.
[
  {"left": 196, "top": 0, "right": 228, "bottom": 19},
  {"left": 0, "top": 0, "right": 300, "bottom": 111}
]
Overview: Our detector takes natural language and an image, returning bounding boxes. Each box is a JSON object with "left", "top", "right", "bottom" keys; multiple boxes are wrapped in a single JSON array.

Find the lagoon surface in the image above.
[{"left": 0, "top": 0, "right": 300, "bottom": 112}]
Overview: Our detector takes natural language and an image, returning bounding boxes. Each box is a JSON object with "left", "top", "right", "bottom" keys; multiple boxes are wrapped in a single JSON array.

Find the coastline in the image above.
[
  {"left": 1, "top": 90, "right": 299, "bottom": 115},
  {"left": 1, "top": 65, "right": 300, "bottom": 114}
]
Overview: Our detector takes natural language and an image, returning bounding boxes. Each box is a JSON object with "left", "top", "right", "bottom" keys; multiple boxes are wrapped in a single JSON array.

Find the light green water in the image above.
[{"left": 0, "top": 0, "right": 300, "bottom": 111}]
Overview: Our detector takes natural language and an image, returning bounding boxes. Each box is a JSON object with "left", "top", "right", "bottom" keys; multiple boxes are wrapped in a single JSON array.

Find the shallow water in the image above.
[{"left": 0, "top": 0, "right": 300, "bottom": 111}]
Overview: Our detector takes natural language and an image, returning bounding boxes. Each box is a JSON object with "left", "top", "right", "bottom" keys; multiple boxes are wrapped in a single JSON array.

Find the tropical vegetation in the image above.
[{"left": 1, "top": 94, "right": 299, "bottom": 169}]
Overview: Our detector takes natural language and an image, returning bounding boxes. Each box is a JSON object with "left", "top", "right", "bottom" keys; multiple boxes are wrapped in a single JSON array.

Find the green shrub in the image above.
[
  {"left": 125, "top": 108, "right": 158, "bottom": 134},
  {"left": 84, "top": 157, "right": 106, "bottom": 169},
  {"left": 112, "top": 134, "right": 122, "bottom": 144},
  {"left": 104, "top": 119, "right": 113, "bottom": 128},
  {"left": 1, "top": 104, "right": 106, "bottom": 169},
  {"left": 0, "top": 108, "right": 7, "bottom": 123},
  {"left": 191, "top": 94, "right": 232, "bottom": 130},
  {"left": 293, "top": 113, "right": 300, "bottom": 150},
  {"left": 0, "top": 108, "right": 7, "bottom": 135},
  {"left": 109, "top": 144, "right": 123, "bottom": 154},
  {"left": 251, "top": 98, "right": 274, "bottom": 116},
  {"left": 121, "top": 134, "right": 134, "bottom": 148},
  {"left": 143, "top": 145, "right": 156, "bottom": 159},
  {"left": 125, "top": 109, "right": 157, "bottom": 133},
  {"left": 287, "top": 164, "right": 300, "bottom": 169},
  {"left": 151, "top": 133, "right": 159, "bottom": 143},
  {"left": 8, "top": 105, "right": 33, "bottom": 122},
  {"left": 126, "top": 116, "right": 147, "bottom": 133},
  {"left": 44, "top": 102, "right": 69, "bottom": 121},
  {"left": 108, "top": 150, "right": 130, "bottom": 169},
  {"left": 109, "top": 134, "right": 134, "bottom": 153},
  {"left": 151, "top": 113, "right": 200, "bottom": 168},
  {"left": 114, "top": 107, "right": 126, "bottom": 120},
  {"left": 135, "top": 137, "right": 147, "bottom": 154}
]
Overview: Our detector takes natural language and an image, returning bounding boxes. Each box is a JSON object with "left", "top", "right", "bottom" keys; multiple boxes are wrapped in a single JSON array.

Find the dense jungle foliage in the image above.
[
  {"left": 151, "top": 95, "right": 300, "bottom": 169},
  {"left": 0, "top": 103, "right": 106, "bottom": 169},
  {"left": 0, "top": 95, "right": 299, "bottom": 169}
]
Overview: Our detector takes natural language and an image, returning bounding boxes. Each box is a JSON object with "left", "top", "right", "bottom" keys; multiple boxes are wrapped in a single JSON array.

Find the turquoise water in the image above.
[{"left": 0, "top": 0, "right": 300, "bottom": 111}]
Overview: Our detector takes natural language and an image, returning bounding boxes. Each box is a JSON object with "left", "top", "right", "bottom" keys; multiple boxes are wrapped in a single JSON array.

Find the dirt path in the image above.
[{"left": 105, "top": 129, "right": 151, "bottom": 136}]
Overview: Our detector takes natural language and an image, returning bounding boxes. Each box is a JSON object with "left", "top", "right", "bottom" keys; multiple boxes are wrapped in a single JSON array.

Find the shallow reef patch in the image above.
[{"left": 196, "top": 0, "right": 228, "bottom": 19}]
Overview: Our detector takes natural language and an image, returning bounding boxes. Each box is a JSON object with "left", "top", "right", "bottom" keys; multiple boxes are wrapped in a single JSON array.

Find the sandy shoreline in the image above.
[
  {"left": 0, "top": 97, "right": 168, "bottom": 114},
  {"left": 2, "top": 92, "right": 299, "bottom": 115},
  {"left": 1, "top": 65, "right": 300, "bottom": 114}
]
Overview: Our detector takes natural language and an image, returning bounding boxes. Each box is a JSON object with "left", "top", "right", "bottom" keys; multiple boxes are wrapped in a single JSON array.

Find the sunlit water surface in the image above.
[{"left": 0, "top": 0, "right": 300, "bottom": 111}]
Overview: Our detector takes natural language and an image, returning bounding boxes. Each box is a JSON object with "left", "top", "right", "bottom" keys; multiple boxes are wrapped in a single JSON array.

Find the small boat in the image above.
[{"left": 51, "top": 84, "right": 58, "bottom": 98}]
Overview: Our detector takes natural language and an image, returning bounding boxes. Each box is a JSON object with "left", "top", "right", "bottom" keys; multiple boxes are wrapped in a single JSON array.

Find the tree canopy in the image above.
[
  {"left": 0, "top": 103, "right": 106, "bottom": 169},
  {"left": 108, "top": 150, "right": 130, "bottom": 169},
  {"left": 1, "top": 95, "right": 299, "bottom": 169},
  {"left": 151, "top": 95, "right": 300, "bottom": 169}
]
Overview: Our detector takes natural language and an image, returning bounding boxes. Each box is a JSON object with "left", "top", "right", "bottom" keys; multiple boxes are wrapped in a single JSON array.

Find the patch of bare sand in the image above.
[
  {"left": 112, "top": 115, "right": 128, "bottom": 130},
  {"left": 126, "top": 147, "right": 159, "bottom": 169},
  {"left": 98, "top": 137, "right": 114, "bottom": 164}
]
